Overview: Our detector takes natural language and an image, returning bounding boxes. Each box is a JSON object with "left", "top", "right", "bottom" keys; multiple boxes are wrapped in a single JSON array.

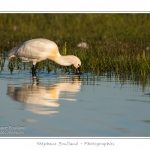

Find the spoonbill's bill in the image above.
[{"left": 8, "top": 38, "right": 81, "bottom": 77}]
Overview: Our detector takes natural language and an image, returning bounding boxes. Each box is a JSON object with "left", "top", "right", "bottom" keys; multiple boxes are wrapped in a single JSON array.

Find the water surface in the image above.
[{"left": 0, "top": 61, "right": 150, "bottom": 137}]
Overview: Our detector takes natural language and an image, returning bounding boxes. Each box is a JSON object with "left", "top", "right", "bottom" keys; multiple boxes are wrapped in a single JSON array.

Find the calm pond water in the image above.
[{"left": 0, "top": 60, "right": 150, "bottom": 137}]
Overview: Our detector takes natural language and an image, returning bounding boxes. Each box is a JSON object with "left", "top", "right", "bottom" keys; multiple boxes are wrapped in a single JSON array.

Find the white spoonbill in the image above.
[{"left": 8, "top": 38, "right": 81, "bottom": 77}]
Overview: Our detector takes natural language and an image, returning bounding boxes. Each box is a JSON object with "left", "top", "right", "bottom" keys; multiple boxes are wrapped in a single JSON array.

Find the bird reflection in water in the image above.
[{"left": 7, "top": 76, "right": 81, "bottom": 115}]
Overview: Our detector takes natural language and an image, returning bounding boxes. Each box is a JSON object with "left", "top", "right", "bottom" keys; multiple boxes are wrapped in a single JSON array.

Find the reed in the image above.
[{"left": 0, "top": 14, "right": 150, "bottom": 76}]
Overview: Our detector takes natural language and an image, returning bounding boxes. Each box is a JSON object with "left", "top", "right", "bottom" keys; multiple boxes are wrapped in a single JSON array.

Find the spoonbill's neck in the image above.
[{"left": 53, "top": 55, "right": 76, "bottom": 66}]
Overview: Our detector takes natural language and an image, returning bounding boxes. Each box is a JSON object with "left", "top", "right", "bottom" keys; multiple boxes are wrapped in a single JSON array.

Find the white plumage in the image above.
[{"left": 8, "top": 38, "right": 81, "bottom": 76}]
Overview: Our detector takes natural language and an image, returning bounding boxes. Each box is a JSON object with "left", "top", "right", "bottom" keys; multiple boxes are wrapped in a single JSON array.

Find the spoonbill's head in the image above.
[{"left": 73, "top": 56, "right": 82, "bottom": 74}]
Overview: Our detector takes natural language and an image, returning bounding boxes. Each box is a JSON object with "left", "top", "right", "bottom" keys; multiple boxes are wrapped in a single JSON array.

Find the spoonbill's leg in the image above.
[
  {"left": 75, "top": 66, "right": 82, "bottom": 75},
  {"left": 32, "top": 65, "right": 36, "bottom": 77},
  {"left": 32, "top": 63, "right": 39, "bottom": 77}
]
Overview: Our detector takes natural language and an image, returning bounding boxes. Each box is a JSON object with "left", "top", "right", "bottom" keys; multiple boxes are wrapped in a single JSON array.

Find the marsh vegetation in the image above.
[{"left": 1, "top": 14, "right": 150, "bottom": 76}]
